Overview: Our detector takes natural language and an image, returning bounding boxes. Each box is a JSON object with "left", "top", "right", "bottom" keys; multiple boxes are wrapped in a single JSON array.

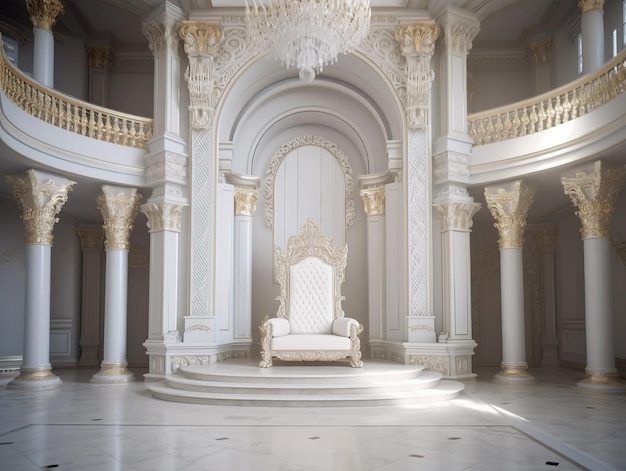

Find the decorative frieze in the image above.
[
  {"left": 179, "top": 22, "right": 223, "bottom": 130},
  {"left": 97, "top": 186, "right": 142, "bottom": 251},
  {"left": 578, "top": 0, "right": 604, "bottom": 13},
  {"left": 395, "top": 21, "right": 440, "bottom": 129},
  {"left": 234, "top": 187, "right": 259, "bottom": 216},
  {"left": 435, "top": 201, "right": 481, "bottom": 232},
  {"left": 360, "top": 186, "right": 385, "bottom": 216},
  {"left": 561, "top": 161, "right": 626, "bottom": 240},
  {"left": 7, "top": 169, "right": 75, "bottom": 246},
  {"left": 26, "top": 0, "right": 64, "bottom": 31},
  {"left": 484, "top": 180, "right": 535, "bottom": 249}
]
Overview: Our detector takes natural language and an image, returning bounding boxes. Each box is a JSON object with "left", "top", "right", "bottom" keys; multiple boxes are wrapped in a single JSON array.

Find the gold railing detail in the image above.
[
  {"left": 468, "top": 49, "right": 626, "bottom": 146},
  {"left": 0, "top": 45, "right": 153, "bottom": 149}
]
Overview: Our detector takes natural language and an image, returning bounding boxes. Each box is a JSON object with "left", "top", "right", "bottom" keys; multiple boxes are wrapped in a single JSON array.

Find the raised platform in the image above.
[{"left": 146, "top": 358, "right": 465, "bottom": 406}]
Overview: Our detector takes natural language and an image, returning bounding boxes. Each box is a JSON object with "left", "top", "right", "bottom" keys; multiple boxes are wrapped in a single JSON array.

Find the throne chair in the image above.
[{"left": 259, "top": 220, "right": 364, "bottom": 368}]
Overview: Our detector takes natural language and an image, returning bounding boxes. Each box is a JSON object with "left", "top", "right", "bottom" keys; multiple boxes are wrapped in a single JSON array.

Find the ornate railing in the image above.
[
  {"left": 0, "top": 46, "right": 153, "bottom": 149},
  {"left": 468, "top": 49, "right": 626, "bottom": 146}
]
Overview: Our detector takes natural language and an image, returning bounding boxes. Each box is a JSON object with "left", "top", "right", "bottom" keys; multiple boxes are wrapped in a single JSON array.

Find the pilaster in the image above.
[
  {"left": 561, "top": 160, "right": 626, "bottom": 390},
  {"left": 528, "top": 37, "right": 552, "bottom": 95},
  {"left": 6, "top": 169, "right": 74, "bottom": 389},
  {"left": 485, "top": 180, "right": 535, "bottom": 382},
  {"left": 86, "top": 45, "right": 113, "bottom": 107}
]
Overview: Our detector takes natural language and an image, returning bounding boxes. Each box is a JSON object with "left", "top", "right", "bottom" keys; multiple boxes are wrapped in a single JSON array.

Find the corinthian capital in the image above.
[
  {"left": 142, "top": 201, "right": 184, "bottom": 232},
  {"left": 435, "top": 201, "right": 481, "bottom": 232},
  {"left": 179, "top": 22, "right": 223, "bottom": 57},
  {"left": 396, "top": 21, "right": 440, "bottom": 58},
  {"left": 7, "top": 169, "right": 75, "bottom": 246},
  {"left": 86, "top": 45, "right": 113, "bottom": 70},
  {"left": 561, "top": 161, "right": 625, "bottom": 240},
  {"left": 26, "top": 0, "right": 64, "bottom": 31},
  {"left": 439, "top": 12, "right": 480, "bottom": 56},
  {"left": 360, "top": 186, "right": 386, "bottom": 216},
  {"left": 76, "top": 226, "right": 105, "bottom": 250},
  {"left": 234, "top": 187, "right": 259, "bottom": 216},
  {"left": 485, "top": 180, "right": 535, "bottom": 249},
  {"left": 578, "top": 0, "right": 604, "bottom": 13},
  {"left": 97, "top": 186, "right": 142, "bottom": 250}
]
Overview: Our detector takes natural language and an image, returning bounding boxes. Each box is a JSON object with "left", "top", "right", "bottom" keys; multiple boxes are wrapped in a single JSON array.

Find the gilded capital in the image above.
[
  {"left": 179, "top": 22, "right": 223, "bottom": 57},
  {"left": 396, "top": 21, "right": 440, "bottom": 58},
  {"left": 561, "top": 161, "right": 625, "bottom": 240},
  {"left": 142, "top": 201, "right": 184, "bottom": 232},
  {"left": 360, "top": 186, "right": 386, "bottom": 216},
  {"left": 528, "top": 37, "right": 552, "bottom": 65},
  {"left": 97, "top": 186, "right": 142, "bottom": 251},
  {"left": 7, "top": 169, "right": 75, "bottom": 246},
  {"left": 484, "top": 180, "right": 535, "bottom": 249},
  {"left": 578, "top": 0, "right": 604, "bottom": 13},
  {"left": 435, "top": 201, "right": 481, "bottom": 232},
  {"left": 76, "top": 227, "right": 104, "bottom": 250},
  {"left": 26, "top": 0, "right": 64, "bottom": 31},
  {"left": 86, "top": 46, "right": 113, "bottom": 70},
  {"left": 234, "top": 187, "right": 259, "bottom": 216}
]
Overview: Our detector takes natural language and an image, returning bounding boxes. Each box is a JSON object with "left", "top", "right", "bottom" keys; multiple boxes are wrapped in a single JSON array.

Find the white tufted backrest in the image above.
[{"left": 288, "top": 257, "right": 334, "bottom": 334}]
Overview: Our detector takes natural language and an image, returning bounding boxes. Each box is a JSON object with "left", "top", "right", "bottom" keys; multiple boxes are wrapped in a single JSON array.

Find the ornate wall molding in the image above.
[
  {"left": 484, "top": 180, "right": 535, "bottom": 249},
  {"left": 408, "top": 355, "right": 450, "bottom": 375},
  {"left": 7, "top": 169, "right": 75, "bottom": 246},
  {"left": 264, "top": 135, "right": 355, "bottom": 230},
  {"left": 360, "top": 186, "right": 386, "bottom": 216},
  {"left": 234, "top": 187, "right": 259, "bottom": 216},
  {"left": 26, "top": 0, "right": 64, "bottom": 31},
  {"left": 97, "top": 186, "right": 142, "bottom": 251},
  {"left": 561, "top": 161, "right": 626, "bottom": 240},
  {"left": 435, "top": 201, "right": 481, "bottom": 232}
]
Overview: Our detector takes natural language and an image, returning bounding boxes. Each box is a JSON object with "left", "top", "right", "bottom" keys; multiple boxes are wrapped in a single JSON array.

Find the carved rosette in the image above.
[
  {"left": 179, "top": 22, "right": 223, "bottom": 130},
  {"left": 234, "top": 186, "right": 259, "bottom": 216},
  {"left": 97, "top": 187, "right": 142, "bottom": 251},
  {"left": 26, "top": 0, "right": 64, "bottom": 31},
  {"left": 142, "top": 201, "right": 183, "bottom": 233},
  {"left": 578, "top": 0, "right": 604, "bottom": 13},
  {"left": 395, "top": 21, "right": 440, "bottom": 129},
  {"left": 76, "top": 227, "right": 104, "bottom": 250},
  {"left": 528, "top": 37, "right": 552, "bottom": 65},
  {"left": 435, "top": 201, "right": 481, "bottom": 232},
  {"left": 86, "top": 46, "right": 113, "bottom": 70},
  {"left": 561, "top": 161, "right": 626, "bottom": 240},
  {"left": 7, "top": 170, "right": 75, "bottom": 246},
  {"left": 484, "top": 181, "right": 535, "bottom": 249},
  {"left": 360, "top": 186, "right": 385, "bottom": 216}
]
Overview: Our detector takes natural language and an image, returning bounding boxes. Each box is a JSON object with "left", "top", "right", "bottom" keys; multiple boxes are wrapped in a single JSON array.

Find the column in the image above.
[
  {"left": 25, "top": 0, "right": 64, "bottom": 87},
  {"left": 561, "top": 160, "right": 626, "bottom": 390},
  {"left": 92, "top": 186, "right": 141, "bottom": 384},
  {"left": 232, "top": 180, "right": 259, "bottom": 340},
  {"left": 485, "top": 180, "right": 535, "bottom": 383},
  {"left": 86, "top": 45, "right": 112, "bottom": 107},
  {"left": 360, "top": 182, "right": 388, "bottom": 342},
  {"left": 179, "top": 22, "right": 223, "bottom": 334},
  {"left": 395, "top": 21, "right": 440, "bottom": 341},
  {"left": 528, "top": 37, "right": 553, "bottom": 95},
  {"left": 76, "top": 226, "right": 104, "bottom": 367},
  {"left": 6, "top": 169, "right": 75, "bottom": 389},
  {"left": 530, "top": 226, "right": 559, "bottom": 367},
  {"left": 579, "top": 0, "right": 605, "bottom": 73}
]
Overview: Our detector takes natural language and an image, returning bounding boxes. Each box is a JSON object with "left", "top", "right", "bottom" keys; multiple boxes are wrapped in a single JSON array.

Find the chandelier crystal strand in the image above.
[{"left": 246, "top": 0, "right": 371, "bottom": 82}]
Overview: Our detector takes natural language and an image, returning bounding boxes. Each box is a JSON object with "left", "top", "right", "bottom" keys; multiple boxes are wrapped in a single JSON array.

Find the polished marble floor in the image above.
[{"left": 1, "top": 365, "right": 625, "bottom": 471}]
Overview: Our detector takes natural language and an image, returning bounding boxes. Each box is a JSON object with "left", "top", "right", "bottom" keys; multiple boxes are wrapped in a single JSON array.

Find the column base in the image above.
[
  {"left": 91, "top": 363, "right": 135, "bottom": 384},
  {"left": 577, "top": 373, "right": 626, "bottom": 392},
  {"left": 8, "top": 368, "right": 62, "bottom": 390},
  {"left": 494, "top": 366, "right": 535, "bottom": 383}
]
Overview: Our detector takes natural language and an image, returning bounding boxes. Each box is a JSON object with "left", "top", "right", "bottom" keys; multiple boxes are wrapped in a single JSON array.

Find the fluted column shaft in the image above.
[
  {"left": 579, "top": 0, "right": 605, "bottom": 73},
  {"left": 562, "top": 160, "right": 626, "bottom": 390},
  {"left": 485, "top": 180, "right": 535, "bottom": 382},
  {"left": 92, "top": 186, "right": 141, "bottom": 384},
  {"left": 6, "top": 169, "right": 75, "bottom": 389},
  {"left": 26, "top": 0, "right": 64, "bottom": 87}
]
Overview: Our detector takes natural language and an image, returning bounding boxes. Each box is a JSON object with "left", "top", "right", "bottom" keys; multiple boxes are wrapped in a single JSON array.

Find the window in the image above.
[
  {"left": 1, "top": 35, "right": 18, "bottom": 66},
  {"left": 614, "top": 29, "right": 618, "bottom": 57},
  {"left": 577, "top": 33, "right": 583, "bottom": 74},
  {"left": 623, "top": 0, "right": 626, "bottom": 45}
]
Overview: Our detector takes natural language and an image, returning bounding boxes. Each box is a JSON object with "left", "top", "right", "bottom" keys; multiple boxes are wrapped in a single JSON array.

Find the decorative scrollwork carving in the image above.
[{"left": 484, "top": 181, "right": 535, "bottom": 249}]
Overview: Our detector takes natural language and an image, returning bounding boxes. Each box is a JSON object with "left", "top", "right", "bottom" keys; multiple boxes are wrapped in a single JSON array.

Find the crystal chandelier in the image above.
[{"left": 246, "top": 0, "right": 371, "bottom": 82}]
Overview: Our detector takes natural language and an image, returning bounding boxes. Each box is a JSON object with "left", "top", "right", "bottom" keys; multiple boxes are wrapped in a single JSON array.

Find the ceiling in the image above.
[{"left": 0, "top": 0, "right": 617, "bottom": 226}]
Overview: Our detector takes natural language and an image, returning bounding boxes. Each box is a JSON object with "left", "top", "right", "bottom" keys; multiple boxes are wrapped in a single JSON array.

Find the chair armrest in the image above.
[
  {"left": 332, "top": 317, "right": 362, "bottom": 337},
  {"left": 264, "top": 317, "right": 290, "bottom": 337}
]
